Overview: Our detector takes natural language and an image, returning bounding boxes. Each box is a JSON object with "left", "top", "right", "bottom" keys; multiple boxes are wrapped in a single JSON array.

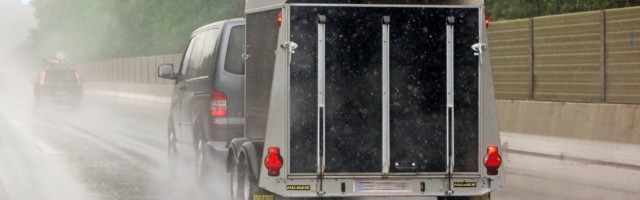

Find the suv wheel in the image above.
[
  {"left": 196, "top": 139, "right": 210, "bottom": 185},
  {"left": 168, "top": 125, "right": 179, "bottom": 175}
]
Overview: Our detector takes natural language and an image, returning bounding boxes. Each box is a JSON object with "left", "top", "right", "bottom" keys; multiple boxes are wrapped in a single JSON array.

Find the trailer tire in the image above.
[
  {"left": 437, "top": 193, "right": 490, "bottom": 200},
  {"left": 235, "top": 155, "right": 262, "bottom": 200}
]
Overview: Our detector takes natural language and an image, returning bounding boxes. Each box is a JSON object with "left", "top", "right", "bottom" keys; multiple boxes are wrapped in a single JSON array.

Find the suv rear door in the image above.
[{"left": 212, "top": 24, "right": 246, "bottom": 142}]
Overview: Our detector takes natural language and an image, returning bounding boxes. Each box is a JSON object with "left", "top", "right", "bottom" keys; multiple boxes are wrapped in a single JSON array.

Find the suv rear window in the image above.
[
  {"left": 224, "top": 25, "right": 245, "bottom": 75},
  {"left": 44, "top": 70, "right": 77, "bottom": 82}
]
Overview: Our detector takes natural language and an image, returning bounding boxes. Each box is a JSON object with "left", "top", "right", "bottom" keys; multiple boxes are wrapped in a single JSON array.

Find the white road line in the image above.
[{"left": 33, "top": 140, "right": 57, "bottom": 154}]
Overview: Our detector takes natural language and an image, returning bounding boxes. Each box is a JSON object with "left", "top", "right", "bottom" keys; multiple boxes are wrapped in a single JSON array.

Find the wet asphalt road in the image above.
[
  {"left": 0, "top": 84, "right": 229, "bottom": 200},
  {"left": 0, "top": 89, "right": 639, "bottom": 200}
]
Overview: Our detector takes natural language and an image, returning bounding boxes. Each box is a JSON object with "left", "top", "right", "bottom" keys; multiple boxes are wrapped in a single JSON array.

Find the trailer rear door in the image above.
[{"left": 289, "top": 5, "right": 480, "bottom": 176}]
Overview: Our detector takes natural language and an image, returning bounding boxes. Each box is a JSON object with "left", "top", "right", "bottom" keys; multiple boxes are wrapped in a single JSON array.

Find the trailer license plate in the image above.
[{"left": 354, "top": 180, "right": 412, "bottom": 193}]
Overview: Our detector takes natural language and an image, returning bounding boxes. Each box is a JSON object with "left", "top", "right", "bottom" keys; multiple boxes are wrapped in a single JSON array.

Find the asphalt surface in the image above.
[{"left": 0, "top": 86, "right": 639, "bottom": 200}]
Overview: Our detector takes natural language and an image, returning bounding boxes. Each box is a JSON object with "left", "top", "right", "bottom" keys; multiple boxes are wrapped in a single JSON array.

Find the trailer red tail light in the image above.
[
  {"left": 485, "top": 16, "right": 490, "bottom": 28},
  {"left": 277, "top": 12, "right": 283, "bottom": 27},
  {"left": 264, "top": 147, "right": 283, "bottom": 176},
  {"left": 484, "top": 146, "right": 502, "bottom": 175},
  {"left": 210, "top": 91, "right": 227, "bottom": 117}
]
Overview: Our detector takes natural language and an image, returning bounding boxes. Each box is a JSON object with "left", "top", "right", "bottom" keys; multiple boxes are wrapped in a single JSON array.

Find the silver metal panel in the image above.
[
  {"left": 445, "top": 17, "right": 455, "bottom": 175},
  {"left": 261, "top": 177, "right": 492, "bottom": 197},
  {"left": 290, "top": 4, "right": 481, "bottom": 9},
  {"left": 317, "top": 16, "right": 326, "bottom": 178},
  {"left": 284, "top": 5, "right": 291, "bottom": 177},
  {"left": 245, "top": 0, "right": 484, "bottom": 11},
  {"left": 445, "top": 17, "right": 456, "bottom": 194},
  {"left": 288, "top": 173, "right": 481, "bottom": 179},
  {"left": 477, "top": 8, "right": 485, "bottom": 177},
  {"left": 259, "top": 7, "right": 290, "bottom": 192},
  {"left": 478, "top": 10, "right": 505, "bottom": 188},
  {"left": 381, "top": 16, "right": 390, "bottom": 176}
]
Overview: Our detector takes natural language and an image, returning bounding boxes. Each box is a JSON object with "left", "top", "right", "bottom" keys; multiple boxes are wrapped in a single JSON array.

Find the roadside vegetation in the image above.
[{"left": 28, "top": 0, "right": 243, "bottom": 62}]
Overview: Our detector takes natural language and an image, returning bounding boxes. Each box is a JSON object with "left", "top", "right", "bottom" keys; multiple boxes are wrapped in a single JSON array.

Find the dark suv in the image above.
[
  {"left": 33, "top": 68, "right": 83, "bottom": 106},
  {"left": 158, "top": 18, "right": 245, "bottom": 182}
]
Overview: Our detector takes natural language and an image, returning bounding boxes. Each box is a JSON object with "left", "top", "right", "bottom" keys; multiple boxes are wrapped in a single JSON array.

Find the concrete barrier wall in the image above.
[
  {"left": 77, "top": 54, "right": 182, "bottom": 85},
  {"left": 497, "top": 100, "right": 640, "bottom": 144},
  {"left": 83, "top": 82, "right": 173, "bottom": 104}
]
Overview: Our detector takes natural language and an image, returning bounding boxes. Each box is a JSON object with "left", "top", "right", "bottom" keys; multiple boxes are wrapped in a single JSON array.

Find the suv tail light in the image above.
[
  {"left": 484, "top": 146, "right": 502, "bottom": 175},
  {"left": 264, "top": 147, "right": 283, "bottom": 176},
  {"left": 38, "top": 71, "right": 46, "bottom": 85},
  {"left": 210, "top": 91, "right": 227, "bottom": 117}
]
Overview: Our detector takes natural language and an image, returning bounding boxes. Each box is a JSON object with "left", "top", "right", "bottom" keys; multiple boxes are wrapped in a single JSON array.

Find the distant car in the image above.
[
  {"left": 158, "top": 18, "right": 245, "bottom": 183},
  {"left": 33, "top": 68, "right": 83, "bottom": 107}
]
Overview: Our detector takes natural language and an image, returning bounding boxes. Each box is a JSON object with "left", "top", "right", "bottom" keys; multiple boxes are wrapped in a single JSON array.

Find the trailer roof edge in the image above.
[{"left": 245, "top": 0, "right": 484, "bottom": 12}]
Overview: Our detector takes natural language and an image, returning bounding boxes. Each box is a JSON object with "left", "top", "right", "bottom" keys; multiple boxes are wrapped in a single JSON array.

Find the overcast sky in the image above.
[{"left": 0, "top": 0, "right": 37, "bottom": 56}]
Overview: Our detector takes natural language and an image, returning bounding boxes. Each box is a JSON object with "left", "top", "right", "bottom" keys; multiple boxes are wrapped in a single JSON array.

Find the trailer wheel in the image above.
[
  {"left": 229, "top": 152, "right": 239, "bottom": 199},
  {"left": 437, "top": 193, "right": 490, "bottom": 200},
  {"left": 235, "top": 155, "right": 261, "bottom": 200}
]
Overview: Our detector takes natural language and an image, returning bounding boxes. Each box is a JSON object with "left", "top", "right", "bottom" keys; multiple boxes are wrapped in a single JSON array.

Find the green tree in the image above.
[{"left": 29, "top": 0, "right": 244, "bottom": 62}]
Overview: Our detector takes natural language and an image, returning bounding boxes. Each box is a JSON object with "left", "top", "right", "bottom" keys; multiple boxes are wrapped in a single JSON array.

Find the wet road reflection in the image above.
[{"left": 0, "top": 88, "right": 639, "bottom": 200}]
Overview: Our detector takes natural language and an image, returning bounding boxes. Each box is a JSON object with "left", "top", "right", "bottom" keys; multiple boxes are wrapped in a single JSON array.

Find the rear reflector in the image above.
[
  {"left": 210, "top": 91, "right": 227, "bottom": 117},
  {"left": 484, "top": 146, "right": 502, "bottom": 175},
  {"left": 264, "top": 147, "right": 283, "bottom": 176}
]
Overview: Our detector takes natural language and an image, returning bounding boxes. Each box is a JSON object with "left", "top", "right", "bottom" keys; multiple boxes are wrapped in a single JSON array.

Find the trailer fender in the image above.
[
  {"left": 239, "top": 140, "right": 264, "bottom": 178},
  {"left": 227, "top": 138, "right": 250, "bottom": 172}
]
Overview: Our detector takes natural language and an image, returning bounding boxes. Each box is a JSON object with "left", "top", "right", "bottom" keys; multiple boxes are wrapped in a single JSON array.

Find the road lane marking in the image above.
[{"left": 33, "top": 140, "right": 57, "bottom": 154}]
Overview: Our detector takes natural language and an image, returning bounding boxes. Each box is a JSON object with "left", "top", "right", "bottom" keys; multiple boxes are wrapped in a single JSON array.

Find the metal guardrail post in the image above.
[
  {"left": 600, "top": 10, "right": 607, "bottom": 103},
  {"left": 528, "top": 18, "right": 535, "bottom": 100}
]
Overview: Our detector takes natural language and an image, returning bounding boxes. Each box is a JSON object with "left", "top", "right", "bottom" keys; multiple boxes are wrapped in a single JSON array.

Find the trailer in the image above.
[{"left": 227, "top": 0, "right": 503, "bottom": 199}]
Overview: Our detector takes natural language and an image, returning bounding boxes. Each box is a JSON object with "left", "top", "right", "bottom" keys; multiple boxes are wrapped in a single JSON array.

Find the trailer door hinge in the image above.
[
  {"left": 281, "top": 42, "right": 298, "bottom": 54},
  {"left": 471, "top": 43, "right": 487, "bottom": 56}
]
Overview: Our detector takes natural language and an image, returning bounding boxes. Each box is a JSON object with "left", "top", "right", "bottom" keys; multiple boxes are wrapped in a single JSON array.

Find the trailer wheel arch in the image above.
[{"left": 238, "top": 141, "right": 261, "bottom": 178}]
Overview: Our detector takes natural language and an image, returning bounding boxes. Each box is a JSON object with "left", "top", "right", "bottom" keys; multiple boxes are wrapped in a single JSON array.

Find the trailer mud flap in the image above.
[{"left": 289, "top": 5, "right": 480, "bottom": 180}]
